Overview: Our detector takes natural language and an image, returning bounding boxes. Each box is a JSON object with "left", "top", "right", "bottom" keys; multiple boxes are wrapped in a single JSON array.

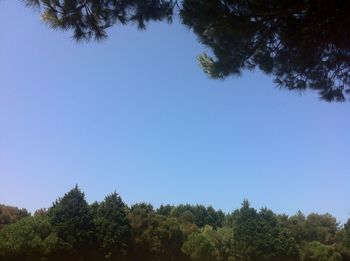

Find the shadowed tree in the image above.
[
  {"left": 23, "top": 0, "right": 176, "bottom": 41},
  {"left": 93, "top": 192, "right": 131, "bottom": 260},
  {"left": 128, "top": 203, "right": 186, "bottom": 261},
  {"left": 344, "top": 218, "right": 350, "bottom": 248},
  {"left": 47, "top": 185, "right": 96, "bottom": 260},
  {"left": 230, "top": 200, "right": 299, "bottom": 261},
  {"left": 180, "top": 0, "right": 350, "bottom": 102},
  {"left": 24, "top": 0, "right": 350, "bottom": 102}
]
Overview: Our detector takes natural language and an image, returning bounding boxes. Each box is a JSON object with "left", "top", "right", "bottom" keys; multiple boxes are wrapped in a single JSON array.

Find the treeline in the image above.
[{"left": 1, "top": 186, "right": 350, "bottom": 260}]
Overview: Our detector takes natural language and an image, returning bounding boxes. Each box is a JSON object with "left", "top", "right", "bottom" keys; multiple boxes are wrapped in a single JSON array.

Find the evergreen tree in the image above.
[
  {"left": 181, "top": 0, "right": 350, "bottom": 101},
  {"left": 230, "top": 200, "right": 299, "bottom": 260},
  {"left": 93, "top": 192, "right": 131, "bottom": 260},
  {"left": 48, "top": 185, "right": 95, "bottom": 259},
  {"left": 24, "top": 0, "right": 176, "bottom": 41}
]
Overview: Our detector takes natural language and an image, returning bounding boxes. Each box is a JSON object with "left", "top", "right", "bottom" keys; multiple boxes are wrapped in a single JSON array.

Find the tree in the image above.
[
  {"left": 180, "top": 210, "right": 195, "bottom": 224},
  {"left": 230, "top": 200, "right": 299, "bottom": 260},
  {"left": 300, "top": 241, "right": 342, "bottom": 261},
  {"left": 182, "top": 231, "right": 219, "bottom": 261},
  {"left": 0, "top": 216, "right": 58, "bottom": 260},
  {"left": 157, "top": 204, "right": 174, "bottom": 216},
  {"left": 34, "top": 208, "right": 48, "bottom": 217},
  {"left": 344, "top": 218, "right": 350, "bottom": 248},
  {"left": 93, "top": 192, "right": 131, "bottom": 260},
  {"left": 169, "top": 204, "right": 225, "bottom": 228},
  {"left": 23, "top": 0, "right": 176, "bottom": 41},
  {"left": 24, "top": 0, "right": 350, "bottom": 102},
  {"left": 47, "top": 185, "right": 95, "bottom": 259},
  {"left": 303, "top": 213, "right": 339, "bottom": 245},
  {"left": 181, "top": 0, "right": 350, "bottom": 101},
  {"left": 0, "top": 204, "right": 30, "bottom": 229},
  {"left": 199, "top": 225, "right": 236, "bottom": 261},
  {"left": 128, "top": 204, "right": 185, "bottom": 261},
  {"left": 285, "top": 211, "right": 307, "bottom": 244}
]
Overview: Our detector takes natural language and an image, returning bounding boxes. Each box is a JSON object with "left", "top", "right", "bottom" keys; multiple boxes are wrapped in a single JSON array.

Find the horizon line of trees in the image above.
[{"left": 1, "top": 186, "right": 350, "bottom": 260}]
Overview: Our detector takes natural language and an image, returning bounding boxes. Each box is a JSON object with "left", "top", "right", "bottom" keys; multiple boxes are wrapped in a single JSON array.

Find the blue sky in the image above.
[{"left": 1, "top": 1, "right": 350, "bottom": 222}]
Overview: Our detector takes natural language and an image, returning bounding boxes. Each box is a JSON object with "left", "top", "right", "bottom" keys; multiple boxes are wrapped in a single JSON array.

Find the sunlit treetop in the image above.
[{"left": 24, "top": 0, "right": 350, "bottom": 102}]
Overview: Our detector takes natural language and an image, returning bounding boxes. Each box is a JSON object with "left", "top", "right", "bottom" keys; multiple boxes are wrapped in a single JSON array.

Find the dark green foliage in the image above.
[
  {"left": 24, "top": 0, "right": 350, "bottom": 102},
  {"left": 167, "top": 204, "right": 225, "bottom": 228},
  {"left": 128, "top": 204, "right": 186, "bottom": 261},
  {"left": 1, "top": 187, "right": 350, "bottom": 260},
  {"left": 230, "top": 200, "right": 299, "bottom": 260},
  {"left": 285, "top": 211, "right": 307, "bottom": 244},
  {"left": 157, "top": 204, "right": 174, "bottom": 216},
  {"left": 23, "top": 0, "right": 176, "bottom": 41},
  {"left": 0, "top": 216, "right": 58, "bottom": 260},
  {"left": 344, "top": 218, "right": 350, "bottom": 248},
  {"left": 180, "top": 0, "right": 350, "bottom": 101},
  {"left": 93, "top": 192, "right": 131, "bottom": 260},
  {"left": 303, "top": 213, "right": 339, "bottom": 244},
  {"left": 47, "top": 185, "right": 95, "bottom": 259}
]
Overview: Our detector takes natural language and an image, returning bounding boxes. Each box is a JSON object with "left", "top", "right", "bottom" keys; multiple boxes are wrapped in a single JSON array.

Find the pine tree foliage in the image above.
[
  {"left": 94, "top": 192, "right": 131, "bottom": 259},
  {"left": 47, "top": 185, "right": 95, "bottom": 257},
  {"left": 180, "top": 0, "right": 350, "bottom": 102},
  {"left": 23, "top": 0, "right": 176, "bottom": 41},
  {"left": 23, "top": 0, "right": 350, "bottom": 102}
]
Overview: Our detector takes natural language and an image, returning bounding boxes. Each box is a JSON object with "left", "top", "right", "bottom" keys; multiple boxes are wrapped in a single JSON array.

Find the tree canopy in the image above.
[
  {"left": 1, "top": 186, "right": 350, "bottom": 260},
  {"left": 23, "top": 0, "right": 350, "bottom": 102},
  {"left": 0, "top": 204, "right": 30, "bottom": 229}
]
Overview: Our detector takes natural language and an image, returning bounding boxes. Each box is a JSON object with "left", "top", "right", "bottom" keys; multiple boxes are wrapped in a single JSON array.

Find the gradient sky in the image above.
[{"left": 1, "top": 1, "right": 350, "bottom": 222}]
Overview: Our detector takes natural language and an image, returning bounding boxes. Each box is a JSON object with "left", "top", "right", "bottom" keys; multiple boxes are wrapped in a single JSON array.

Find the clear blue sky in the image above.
[{"left": 1, "top": 1, "right": 350, "bottom": 222}]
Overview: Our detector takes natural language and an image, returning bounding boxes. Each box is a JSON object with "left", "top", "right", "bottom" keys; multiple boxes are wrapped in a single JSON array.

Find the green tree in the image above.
[
  {"left": 230, "top": 200, "right": 299, "bottom": 261},
  {"left": 344, "top": 218, "right": 350, "bottom": 248},
  {"left": 200, "top": 225, "right": 235, "bottom": 261},
  {"left": 303, "top": 213, "right": 339, "bottom": 244},
  {"left": 129, "top": 204, "right": 185, "bottom": 261},
  {"left": 157, "top": 204, "right": 174, "bottom": 216},
  {"left": 0, "top": 216, "right": 58, "bottom": 260},
  {"left": 170, "top": 204, "right": 224, "bottom": 228},
  {"left": 93, "top": 192, "right": 131, "bottom": 260},
  {"left": 301, "top": 241, "right": 342, "bottom": 261},
  {"left": 182, "top": 231, "right": 219, "bottom": 261},
  {"left": 215, "top": 227, "right": 235, "bottom": 261},
  {"left": 180, "top": 210, "right": 195, "bottom": 224},
  {"left": 286, "top": 211, "right": 307, "bottom": 244},
  {"left": 48, "top": 185, "right": 95, "bottom": 259}
]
